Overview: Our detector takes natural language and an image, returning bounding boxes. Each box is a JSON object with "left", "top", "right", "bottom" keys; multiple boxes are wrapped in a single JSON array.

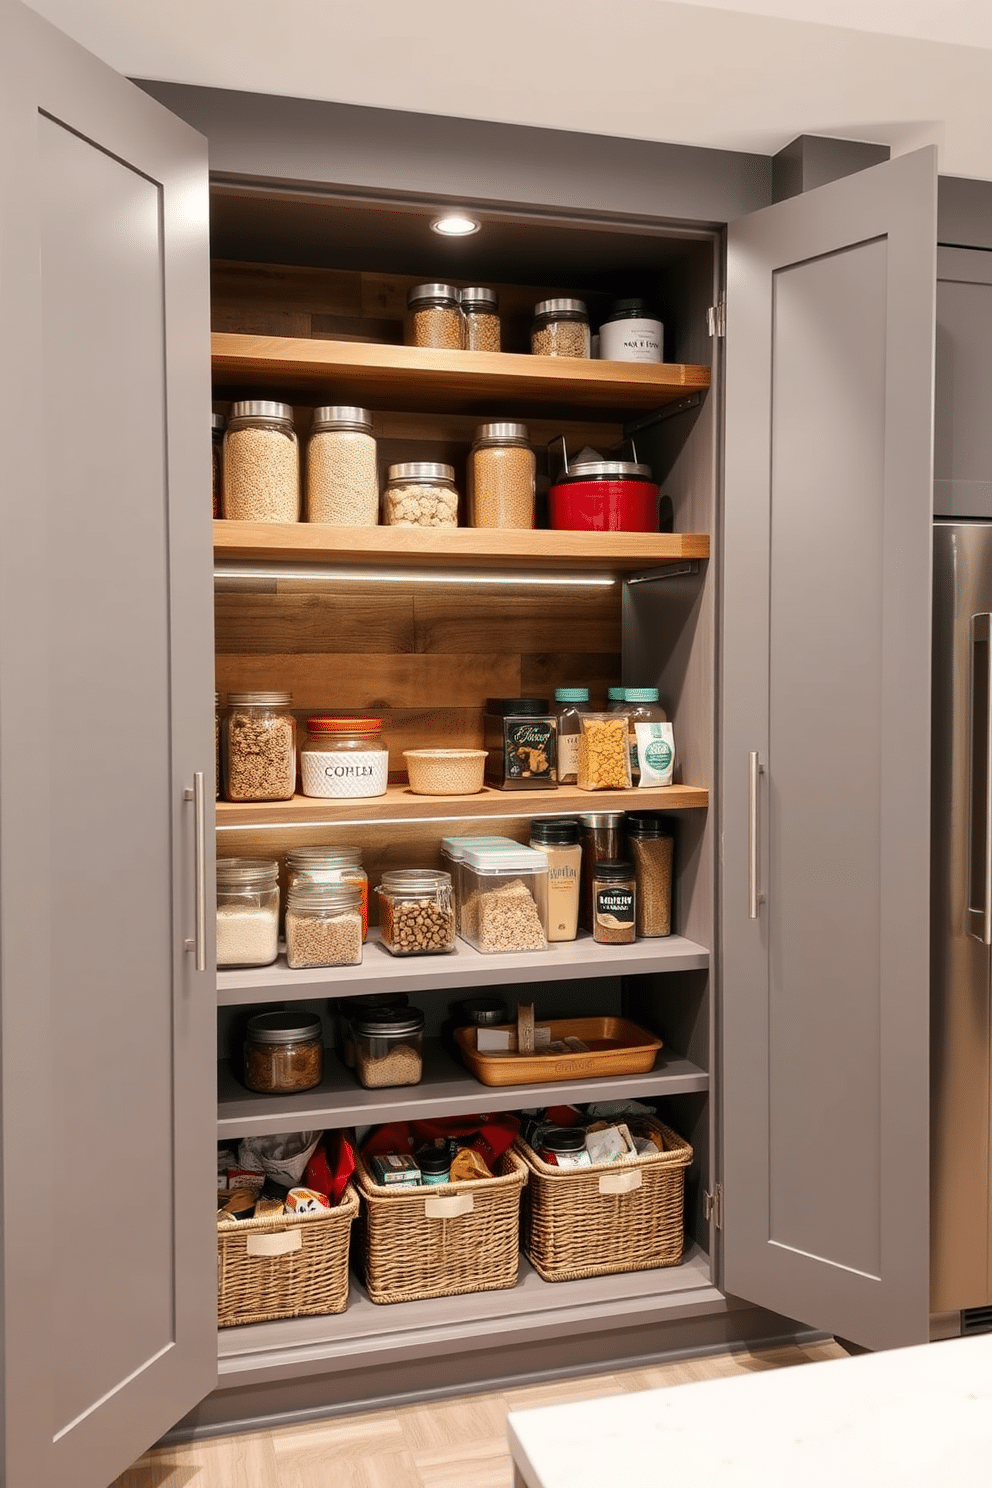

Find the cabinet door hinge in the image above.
[
  {"left": 703, "top": 1184, "right": 723, "bottom": 1230},
  {"left": 706, "top": 298, "right": 726, "bottom": 338}
]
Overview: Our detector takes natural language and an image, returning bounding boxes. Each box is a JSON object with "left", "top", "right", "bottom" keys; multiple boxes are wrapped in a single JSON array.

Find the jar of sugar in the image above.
[{"left": 216, "top": 858, "right": 280, "bottom": 968}]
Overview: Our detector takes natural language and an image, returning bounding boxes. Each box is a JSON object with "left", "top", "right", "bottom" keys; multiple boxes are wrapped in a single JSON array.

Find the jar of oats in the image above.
[
  {"left": 460, "top": 286, "right": 501, "bottom": 351},
  {"left": 383, "top": 463, "right": 459, "bottom": 528},
  {"left": 531, "top": 298, "right": 590, "bottom": 359},
  {"left": 306, "top": 406, "right": 378, "bottom": 526},
  {"left": 406, "top": 283, "right": 465, "bottom": 350},
  {"left": 284, "top": 881, "right": 363, "bottom": 969},
  {"left": 222, "top": 401, "right": 300, "bottom": 522},
  {"left": 224, "top": 692, "right": 296, "bottom": 802},
  {"left": 468, "top": 423, "right": 536, "bottom": 529},
  {"left": 352, "top": 1006, "right": 425, "bottom": 1089}
]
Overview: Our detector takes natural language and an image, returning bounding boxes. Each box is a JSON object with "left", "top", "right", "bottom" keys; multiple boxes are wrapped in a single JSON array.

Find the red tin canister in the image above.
[{"left": 547, "top": 459, "right": 659, "bottom": 532}]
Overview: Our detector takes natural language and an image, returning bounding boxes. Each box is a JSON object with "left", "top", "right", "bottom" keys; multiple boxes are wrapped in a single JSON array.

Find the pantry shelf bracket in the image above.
[
  {"left": 626, "top": 561, "right": 700, "bottom": 585},
  {"left": 623, "top": 392, "right": 703, "bottom": 438}
]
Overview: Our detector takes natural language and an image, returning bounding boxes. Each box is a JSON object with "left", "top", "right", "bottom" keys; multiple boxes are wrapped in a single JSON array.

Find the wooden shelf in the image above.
[
  {"left": 216, "top": 782, "right": 709, "bottom": 829},
  {"left": 212, "top": 332, "right": 711, "bottom": 418},
  {"left": 217, "top": 929, "right": 710, "bottom": 1006},
  {"left": 216, "top": 1037, "right": 709, "bottom": 1139}
]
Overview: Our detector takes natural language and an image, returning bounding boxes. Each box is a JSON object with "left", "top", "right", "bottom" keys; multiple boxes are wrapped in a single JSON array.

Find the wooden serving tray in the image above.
[{"left": 454, "top": 1016, "right": 663, "bottom": 1087}]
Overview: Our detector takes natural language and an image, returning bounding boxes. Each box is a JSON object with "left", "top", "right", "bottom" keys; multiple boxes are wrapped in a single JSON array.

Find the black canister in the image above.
[{"left": 484, "top": 697, "right": 558, "bottom": 789}]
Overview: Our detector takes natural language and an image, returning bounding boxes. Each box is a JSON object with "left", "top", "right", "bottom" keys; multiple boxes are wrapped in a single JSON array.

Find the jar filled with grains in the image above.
[
  {"left": 468, "top": 422, "right": 536, "bottom": 529},
  {"left": 222, "top": 400, "right": 300, "bottom": 522},
  {"left": 244, "top": 1011, "right": 324, "bottom": 1094},
  {"left": 286, "top": 846, "right": 369, "bottom": 940},
  {"left": 285, "top": 881, "right": 363, "bottom": 969},
  {"left": 383, "top": 462, "right": 459, "bottom": 528},
  {"left": 211, "top": 413, "right": 224, "bottom": 518},
  {"left": 335, "top": 993, "right": 409, "bottom": 1069},
  {"left": 460, "top": 286, "right": 501, "bottom": 351},
  {"left": 531, "top": 298, "right": 590, "bottom": 359},
  {"left": 376, "top": 869, "right": 456, "bottom": 956},
  {"left": 577, "top": 712, "right": 632, "bottom": 790},
  {"left": 591, "top": 859, "right": 637, "bottom": 945},
  {"left": 224, "top": 692, "right": 296, "bottom": 802},
  {"left": 578, "top": 812, "right": 625, "bottom": 931},
  {"left": 300, "top": 717, "right": 388, "bottom": 799},
  {"left": 306, "top": 406, "right": 378, "bottom": 526},
  {"left": 626, "top": 813, "right": 674, "bottom": 937},
  {"left": 352, "top": 1006, "right": 425, "bottom": 1089},
  {"left": 406, "top": 283, "right": 465, "bottom": 349},
  {"left": 216, "top": 858, "right": 279, "bottom": 968}
]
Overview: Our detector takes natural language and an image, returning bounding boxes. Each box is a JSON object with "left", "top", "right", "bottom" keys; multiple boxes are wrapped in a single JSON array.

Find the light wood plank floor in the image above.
[{"left": 111, "top": 1339, "right": 847, "bottom": 1488}]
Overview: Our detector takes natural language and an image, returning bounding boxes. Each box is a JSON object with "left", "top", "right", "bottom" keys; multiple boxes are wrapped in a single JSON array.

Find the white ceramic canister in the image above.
[
  {"left": 598, "top": 298, "right": 663, "bottom": 363},
  {"left": 300, "top": 717, "right": 389, "bottom": 798}
]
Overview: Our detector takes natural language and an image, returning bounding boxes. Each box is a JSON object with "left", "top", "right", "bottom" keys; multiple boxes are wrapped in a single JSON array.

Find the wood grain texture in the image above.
[{"left": 215, "top": 653, "right": 521, "bottom": 709}]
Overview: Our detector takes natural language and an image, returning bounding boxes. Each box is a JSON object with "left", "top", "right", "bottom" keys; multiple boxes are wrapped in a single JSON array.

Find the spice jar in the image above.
[
  {"left": 211, "top": 412, "right": 224, "bottom": 518},
  {"left": 300, "top": 717, "right": 388, "bottom": 799},
  {"left": 224, "top": 692, "right": 296, "bottom": 802},
  {"left": 285, "top": 881, "right": 363, "bottom": 969},
  {"left": 383, "top": 462, "right": 459, "bottom": 528},
  {"left": 406, "top": 283, "right": 465, "bottom": 350},
  {"left": 626, "top": 813, "right": 674, "bottom": 937},
  {"left": 530, "top": 818, "right": 581, "bottom": 942},
  {"left": 418, "top": 1148, "right": 452, "bottom": 1185},
  {"left": 578, "top": 812, "right": 625, "bottom": 931},
  {"left": 286, "top": 846, "right": 368, "bottom": 940},
  {"left": 244, "top": 1011, "right": 323, "bottom": 1094},
  {"left": 484, "top": 698, "right": 558, "bottom": 790},
  {"left": 539, "top": 1127, "right": 591, "bottom": 1168},
  {"left": 531, "top": 298, "right": 590, "bottom": 359},
  {"left": 306, "top": 406, "right": 378, "bottom": 526},
  {"left": 624, "top": 688, "right": 666, "bottom": 783},
  {"left": 460, "top": 286, "right": 501, "bottom": 351},
  {"left": 591, "top": 860, "right": 637, "bottom": 945},
  {"left": 335, "top": 993, "right": 409, "bottom": 1068},
  {"left": 376, "top": 869, "right": 456, "bottom": 956},
  {"left": 216, "top": 858, "right": 280, "bottom": 968},
  {"left": 553, "top": 687, "right": 591, "bottom": 785},
  {"left": 352, "top": 1006, "right": 425, "bottom": 1089},
  {"left": 222, "top": 400, "right": 300, "bottom": 522},
  {"left": 468, "top": 422, "right": 536, "bottom": 529}
]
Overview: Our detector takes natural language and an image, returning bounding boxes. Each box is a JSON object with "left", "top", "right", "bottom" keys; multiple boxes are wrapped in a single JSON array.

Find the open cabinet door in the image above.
[
  {"left": 721, "top": 148, "right": 936, "bottom": 1349},
  {"left": 0, "top": 4, "right": 216, "bottom": 1486}
]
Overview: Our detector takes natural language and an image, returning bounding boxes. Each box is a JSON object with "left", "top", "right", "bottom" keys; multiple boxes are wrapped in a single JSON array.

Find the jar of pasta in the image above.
[{"left": 224, "top": 692, "right": 296, "bottom": 802}]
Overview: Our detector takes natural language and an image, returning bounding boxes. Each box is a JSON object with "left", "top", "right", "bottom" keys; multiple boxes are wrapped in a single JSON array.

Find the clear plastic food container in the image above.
[
  {"left": 458, "top": 844, "right": 549, "bottom": 953},
  {"left": 352, "top": 1006, "right": 426, "bottom": 1088},
  {"left": 224, "top": 692, "right": 296, "bottom": 802},
  {"left": 376, "top": 869, "right": 455, "bottom": 956},
  {"left": 216, "top": 858, "right": 280, "bottom": 968},
  {"left": 285, "top": 846, "right": 368, "bottom": 940},
  {"left": 440, "top": 835, "right": 522, "bottom": 934},
  {"left": 284, "top": 881, "right": 363, "bottom": 969}
]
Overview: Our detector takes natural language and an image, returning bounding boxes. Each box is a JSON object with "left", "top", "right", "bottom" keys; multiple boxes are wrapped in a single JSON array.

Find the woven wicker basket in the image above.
[
  {"left": 354, "top": 1148, "right": 528, "bottom": 1304},
  {"left": 516, "top": 1120, "right": 693, "bottom": 1282},
  {"left": 217, "top": 1183, "right": 358, "bottom": 1327}
]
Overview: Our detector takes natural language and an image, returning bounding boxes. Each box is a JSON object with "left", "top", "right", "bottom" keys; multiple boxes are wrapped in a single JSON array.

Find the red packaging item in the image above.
[
  {"left": 362, "top": 1113, "right": 519, "bottom": 1171},
  {"left": 304, "top": 1133, "right": 356, "bottom": 1207},
  {"left": 548, "top": 464, "right": 659, "bottom": 533}
]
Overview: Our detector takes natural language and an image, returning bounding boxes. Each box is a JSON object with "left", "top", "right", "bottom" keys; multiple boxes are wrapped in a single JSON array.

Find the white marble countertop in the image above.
[{"left": 507, "top": 1334, "right": 992, "bottom": 1487}]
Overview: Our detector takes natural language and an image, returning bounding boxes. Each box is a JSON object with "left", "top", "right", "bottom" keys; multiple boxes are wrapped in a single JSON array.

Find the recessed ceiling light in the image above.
[{"left": 431, "top": 213, "right": 481, "bottom": 237}]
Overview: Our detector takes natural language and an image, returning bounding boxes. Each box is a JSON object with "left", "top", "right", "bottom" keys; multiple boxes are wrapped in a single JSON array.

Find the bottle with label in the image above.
[
  {"left": 598, "top": 298, "right": 664, "bottom": 363},
  {"left": 530, "top": 818, "right": 581, "bottom": 942},
  {"left": 553, "top": 687, "right": 590, "bottom": 784},
  {"left": 591, "top": 859, "right": 637, "bottom": 944},
  {"left": 624, "top": 688, "right": 666, "bottom": 782}
]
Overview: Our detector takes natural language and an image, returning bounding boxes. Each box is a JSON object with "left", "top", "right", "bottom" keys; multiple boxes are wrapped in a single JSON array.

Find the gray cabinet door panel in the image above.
[
  {"left": 721, "top": 148, "right": 936, "bottom": 1349},
  {"left": 933, "top": 246, "right": 992, "bottom": 517},
  {"left": 0, "top": 4, "right": 215, "bottom": 1485}
]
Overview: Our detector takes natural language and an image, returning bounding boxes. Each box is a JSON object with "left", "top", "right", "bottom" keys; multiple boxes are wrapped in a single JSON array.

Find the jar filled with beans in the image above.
[
  {"left": 306, "top": 405, "right": 378, "bottom": 526},
  {"left": 224, "top": 692, "right": 296, "bottom": 802},
  {"left": 531, "top": 298, "right": 590, "bottom": 359},
  {"left": 376, "top": 869, "right": 456, "bottom": 956},
  {"left": 284, "top": 881, "right": 363, "bottom": 969},
  {"left": 460, "top": 286, "right": 501, "bottom": 351},
  {"left": 351, "top": 1006, "right": 425, "bottom": 1089},
  {"left": 468, "top": 422, "right": 536, "bottom": 529},
  {"left": 406, "top": 283, "right": 465, "bottom": 349},
  {"left": 222, "top": 401, "right": 300, "bottom": 522},
  {"left": 383, "top": 462, "right": 459, "bottom": 528}
]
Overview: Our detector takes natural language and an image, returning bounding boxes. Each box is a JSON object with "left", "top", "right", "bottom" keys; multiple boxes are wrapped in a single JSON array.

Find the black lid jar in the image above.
[
  {"left": 484, "top": 699, "right": 558, "bottom": 790},
  {"left": 244, "top": 1011, "right": 323, "bottom": 1094},
  {"left": 529, "top": 817, "right": 580, "bottom": 846},
  {"left": 591, "top": 859, "right": 637, "bottom": 945},
  {"left": 599, "top": 297, "right": 663, "bottom": 364}
]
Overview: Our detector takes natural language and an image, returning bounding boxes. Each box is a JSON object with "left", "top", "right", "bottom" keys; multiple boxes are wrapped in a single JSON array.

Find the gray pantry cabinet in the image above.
[{"left": 0, "top": 0, "right": 942, "bottom": 1483}]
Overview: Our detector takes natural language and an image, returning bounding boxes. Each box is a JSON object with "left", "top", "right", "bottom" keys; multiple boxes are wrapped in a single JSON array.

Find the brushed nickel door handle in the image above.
[
  {"left": 749, "top": 751, "right": 765, "bottom": 920},
  {"left": 184, "top": 772, "right": 207, "bottom": 971},
  {"left": 967, "top": 615, "right": 992, "bottom": 944}
]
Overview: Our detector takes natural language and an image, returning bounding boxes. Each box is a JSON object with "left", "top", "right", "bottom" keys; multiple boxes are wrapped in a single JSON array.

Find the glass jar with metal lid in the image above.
[
  {"left": 591, "top": 859, "right": 637, "bottom": 945},
  {"left": 468, "top": 422, "right": 535, "bottom": 529},
  {"left": 224, "top": 692, "right": 296, "bottom": 802},
  {"left": 578, "top": 811, "right": 625, "bottom": 931},
  {"left": 376, "top": 869, "right": 456, "bottom": 956},
  {"left": 300, "top": 717, "right": 388, "bottom": 800},
  {"left": 460, "top": 286, "right": 501, "bottom": 352},
  {"left": 284, "top": 881, "right": 363, "bottom": 969},
  {"left": 286, "top": 846, "right": 369, "bottom": 940},
  {"left": 306, "top": 406, "right": 378, "bottom": 526},
  {"left": 624, "top": 687, "right": 667, "bottom": 783},
  {"left": 406, "top": 283, "right": 465, "bottom": 350},
  {"left": 553, "top": 687, "right": 591, "bottom": 785},
  {"left": 216, "top": 858, "right": 279, "bottom": 969},
  {"left": 531, "top": 298, "right": 590, "bottom": 358},
  {"left": 626, "top": 812, "right": 674, "bottom": 938},
  {"left": 351, "top": 1005, "right": 426, "bottom": 1089},
  {"left": 244, "top": 1010, "right": 323, "bottom": 1094},
  {"left": 222, "top": 400, "right": 300, "bottom": 522},
  {"left": 383, "top": 462, "right": 459, "bottom": 528}
]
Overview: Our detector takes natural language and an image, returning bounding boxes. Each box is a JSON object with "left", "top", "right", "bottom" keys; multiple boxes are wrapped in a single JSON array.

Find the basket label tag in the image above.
[
  {"left": 246, "top": 1229, "right": 304, "bottom": 1257},
  {"left": 598, "top": 1169, "right": 643, "bottom": 1196},
  {"left": 424, "top": 1193, "right": 474, "bottom": 1219}
]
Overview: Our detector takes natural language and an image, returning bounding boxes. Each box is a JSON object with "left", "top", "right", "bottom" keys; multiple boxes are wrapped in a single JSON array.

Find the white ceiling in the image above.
[{"left": 23, "top": 0, "right": 992, "bottom": 179}]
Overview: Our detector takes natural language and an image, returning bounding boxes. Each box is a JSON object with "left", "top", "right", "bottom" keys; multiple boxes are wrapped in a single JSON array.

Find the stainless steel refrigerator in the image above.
[{"left": 932, "top": 519, "right": 992, "bottom": 1327}]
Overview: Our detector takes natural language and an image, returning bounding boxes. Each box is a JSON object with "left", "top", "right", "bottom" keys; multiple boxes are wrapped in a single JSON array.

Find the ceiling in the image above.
[{"left": 22, "top": 0, "right": 992, "bottom": 180}]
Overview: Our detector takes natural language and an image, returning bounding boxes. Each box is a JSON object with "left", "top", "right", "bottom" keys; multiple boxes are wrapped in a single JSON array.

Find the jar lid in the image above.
[
  {"left": 460, "top": 286, "right": 498, "bottom": 309},
  {"left": 593, "top": 859, "right": 634, "bottom": 880},
  {"left": 418, "top": 1148, "right": 452, "bottom": 1174},
  {"left": 286, "top": 846, "right": 362, "bottom": 868},
  {"left": 460, "top": 844, "right": 547, "bottom": 873},
  {"left": 534, "top": 297, "right": 587, "bottom": 317},
  {"left": 216, "top": 857, "right": 279, "bottom": 884},
  {"left": 286, "top": 881, "right": 362, "bottom": 910},
  {"left": 625, "top": 688, "right": 660, "bottom": 703},
  {"left": 541, "top": 1126, "right": 586, "bottom": 1153},
  {"left": 578, "top": 812, "right": 626, "bottom": 828},
  {"left": 229, "top": 400, "right": 294, "bottom": 421},
  {"left": 336, "top": 993, "right": 409, "bottom": 1015},
  {"left": 625, "top": 813, "right": 672, "bottom": 838},
  {"left": 408, "top": 282, "right": 460, "bottom": 306},
  {"left": 567, "top": 460, "right": 653, "bottom": 480},
  {"left": 306, "top": 717, "right": 383, "bottom": 734},
  {"left": 351, "top": 1006, "right": 426, "bottom": 1036},
  {"left": 474, "top": 422, "right": 529, "bottom": 443},
  {"left": 601, "top": 297, "right": 657, "bottom": 323},
  {"left": 378, "top": 869, "right": 452, "bottom": 892},
  {"left": 529, "top": 817, "right": 580, "bottom": 847},
  {"left": 247, "top": 1011, "right": 322, "bottom": 1046},
  {"left": 441, "top": 835, "right": 521, "bottom": 858},
  {"left": 211, "top": 412, "right": 225, "bottom": 431},
  {"left": 458, "top": 995, "right": 509, "bottom": 1026},
  {"left": 227, "top": 691, "right": 293, "bottom": 707},
  {"left": 607, "top": 687, "right": 626, "bottom": 701},
  {"left": 554, "top": 687, "right": 589, "bottom": 702},
  {"left": 387, "top": 461, "right": 455, "bottom": 483},
  {"left": 311, "top": 405, "right": 373, "bottom": 432},
  {"left": 486, "top": 697, "right": 550, "bottom": 716}
]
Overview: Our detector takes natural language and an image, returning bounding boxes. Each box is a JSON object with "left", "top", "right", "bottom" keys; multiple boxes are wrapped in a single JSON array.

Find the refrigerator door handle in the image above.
[{"left": 967, "top": 613, "right": 992, "bottom": 944}]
